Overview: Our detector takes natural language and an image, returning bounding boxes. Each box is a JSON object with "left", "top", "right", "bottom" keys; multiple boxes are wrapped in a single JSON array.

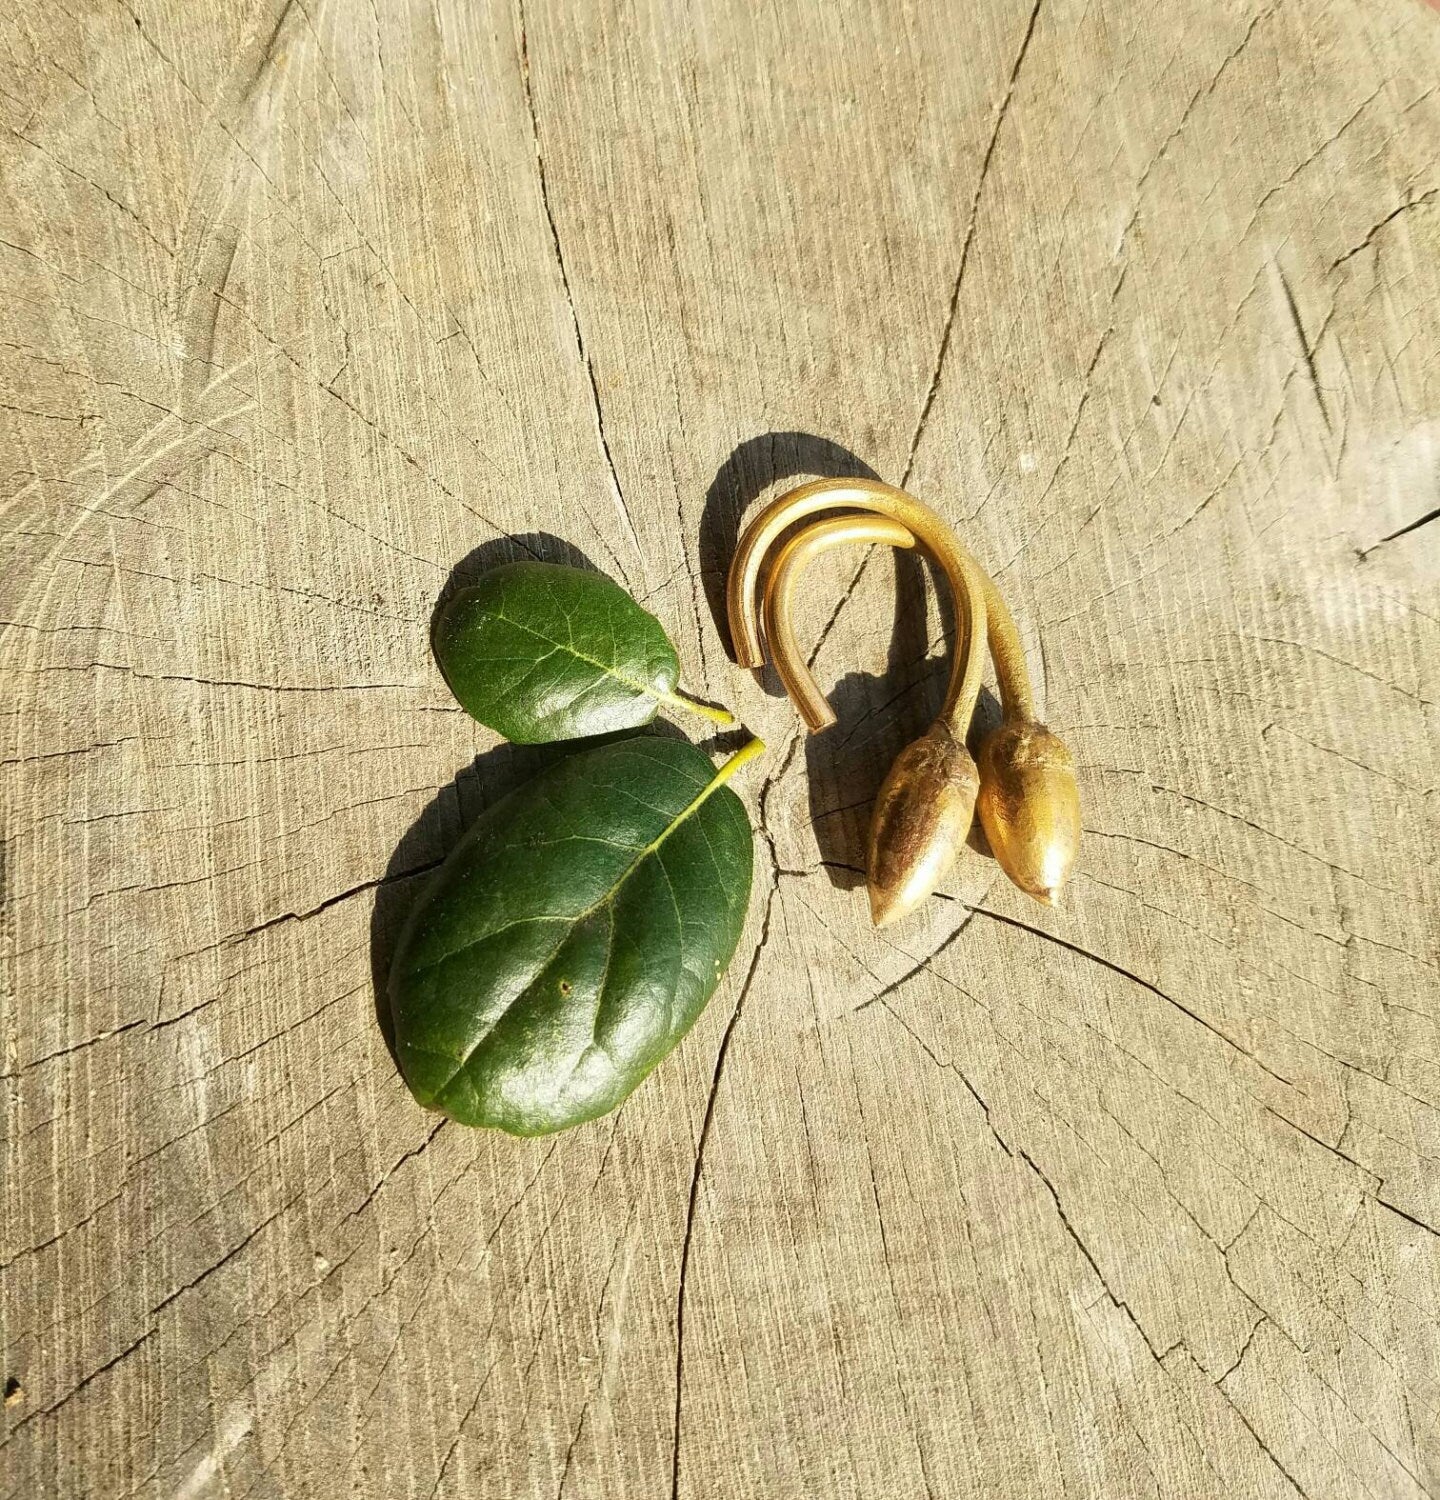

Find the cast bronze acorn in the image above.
[
  {"left": 976, "top": 720, "right": 1080, "bottom": 907},
  {"left": 726, "top": 477, "right": 1079, "bottom": 923},
  {"left": 867, "top": 725, "right": 980, "bottom": 928}
]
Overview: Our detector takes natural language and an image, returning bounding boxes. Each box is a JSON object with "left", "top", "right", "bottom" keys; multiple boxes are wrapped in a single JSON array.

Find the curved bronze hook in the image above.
[
  {"left": 758, "top": 513, "right": 919, "bottom": 731},
  {"left": 726, "top": 477, "right": 1034, "bottom": 721},
  {"left": 727, "top": 478, "right": 1080, "bottom": 920}
]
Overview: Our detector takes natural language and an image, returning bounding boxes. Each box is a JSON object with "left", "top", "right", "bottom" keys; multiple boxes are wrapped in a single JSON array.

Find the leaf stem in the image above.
[
  {"left": 659, "top": 687, "right": 737, "bottom": 728},
  {"left": 712, "top": 734, "right": 766, "bottom": 787}
]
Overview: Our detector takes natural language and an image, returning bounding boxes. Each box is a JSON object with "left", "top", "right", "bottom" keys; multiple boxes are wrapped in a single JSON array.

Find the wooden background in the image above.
[{"left": 3, "top": 0, "right": 1438, "bottom": 1495}]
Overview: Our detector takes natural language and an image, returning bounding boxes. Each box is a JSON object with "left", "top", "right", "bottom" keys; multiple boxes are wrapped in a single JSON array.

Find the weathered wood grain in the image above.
[{"left": 3, "top": 0, "right": 1438, "bottom": 1495}]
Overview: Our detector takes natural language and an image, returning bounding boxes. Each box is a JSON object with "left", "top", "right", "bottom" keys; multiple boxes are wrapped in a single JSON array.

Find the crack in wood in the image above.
[
  {"left": 514, "top": 0, "right": 640, "bottom": 587},
  {"left": 5, "top": 0, "right": 1439, "bottom": 1492}
]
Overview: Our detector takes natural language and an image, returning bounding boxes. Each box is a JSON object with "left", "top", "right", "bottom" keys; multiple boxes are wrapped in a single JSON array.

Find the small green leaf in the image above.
[
  {"left": 389, "top": 735, "right": 761, "bottom": 1135},
  {"left": 433, "top": 561, "right": 731, "bottom": 743}
]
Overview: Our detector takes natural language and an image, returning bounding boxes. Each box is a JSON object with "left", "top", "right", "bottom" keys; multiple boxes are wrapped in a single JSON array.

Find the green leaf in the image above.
[
  {"left": 432, "top": 561, "right": 731, "bottom": 743},
  {"left": 388, "top": 735, "right": 761, "bottom": 1135}
]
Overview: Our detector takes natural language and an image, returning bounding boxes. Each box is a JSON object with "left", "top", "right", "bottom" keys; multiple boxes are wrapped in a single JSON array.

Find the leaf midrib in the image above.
[
  {"left": 490, "top": 607, "right": 668, "bottom": 704},
  {"left": 424, "top": 752, "right": 733, "bottom": 1098}
]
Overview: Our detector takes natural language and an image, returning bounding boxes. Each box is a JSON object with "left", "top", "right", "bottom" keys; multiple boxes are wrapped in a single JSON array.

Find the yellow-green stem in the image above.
[
  {"left": 660, "top": 687, "right": 737, "bottom": 728},
  {"left": 712, "top": 735, "right": 766, "bottom": 786}
]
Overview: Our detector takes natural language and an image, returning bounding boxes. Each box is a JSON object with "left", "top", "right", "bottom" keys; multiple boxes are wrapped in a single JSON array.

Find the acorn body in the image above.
[
  {"left": 976, "top": 720, "right": 1080, "bottom": 905},
  {"left": 867, "top": 726, "right": 980, "bottom": 928}
]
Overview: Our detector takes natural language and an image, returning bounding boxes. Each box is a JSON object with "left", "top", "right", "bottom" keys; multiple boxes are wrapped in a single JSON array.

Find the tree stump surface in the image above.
[{"left": 3, "top": 1, "right": 1438, "bottom": 1496}]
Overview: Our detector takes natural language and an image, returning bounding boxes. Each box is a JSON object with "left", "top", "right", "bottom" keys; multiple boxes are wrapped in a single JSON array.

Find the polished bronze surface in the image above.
[
  {"left": 758, "top": 513, "right": 917, "bottom": 732},
  {"left": 727, "top": 477, "right": 1080, "bottom": 921},
  {"left": 866, "top": 725, "right": 980, "bottom": 929}
]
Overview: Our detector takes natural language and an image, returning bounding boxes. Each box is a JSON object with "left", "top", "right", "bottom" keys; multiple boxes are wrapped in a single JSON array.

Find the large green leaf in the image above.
[
  {"left": 389, "top": 735, "right": 760, "bottom": 1135},
  {"left": 432, "top": 561, "right": 729, "bottom": 743}
]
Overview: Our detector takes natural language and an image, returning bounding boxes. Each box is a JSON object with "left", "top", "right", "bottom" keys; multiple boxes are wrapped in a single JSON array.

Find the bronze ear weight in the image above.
[{"left": 725, "top": 478, "right": 1080, "bottom": 927}]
